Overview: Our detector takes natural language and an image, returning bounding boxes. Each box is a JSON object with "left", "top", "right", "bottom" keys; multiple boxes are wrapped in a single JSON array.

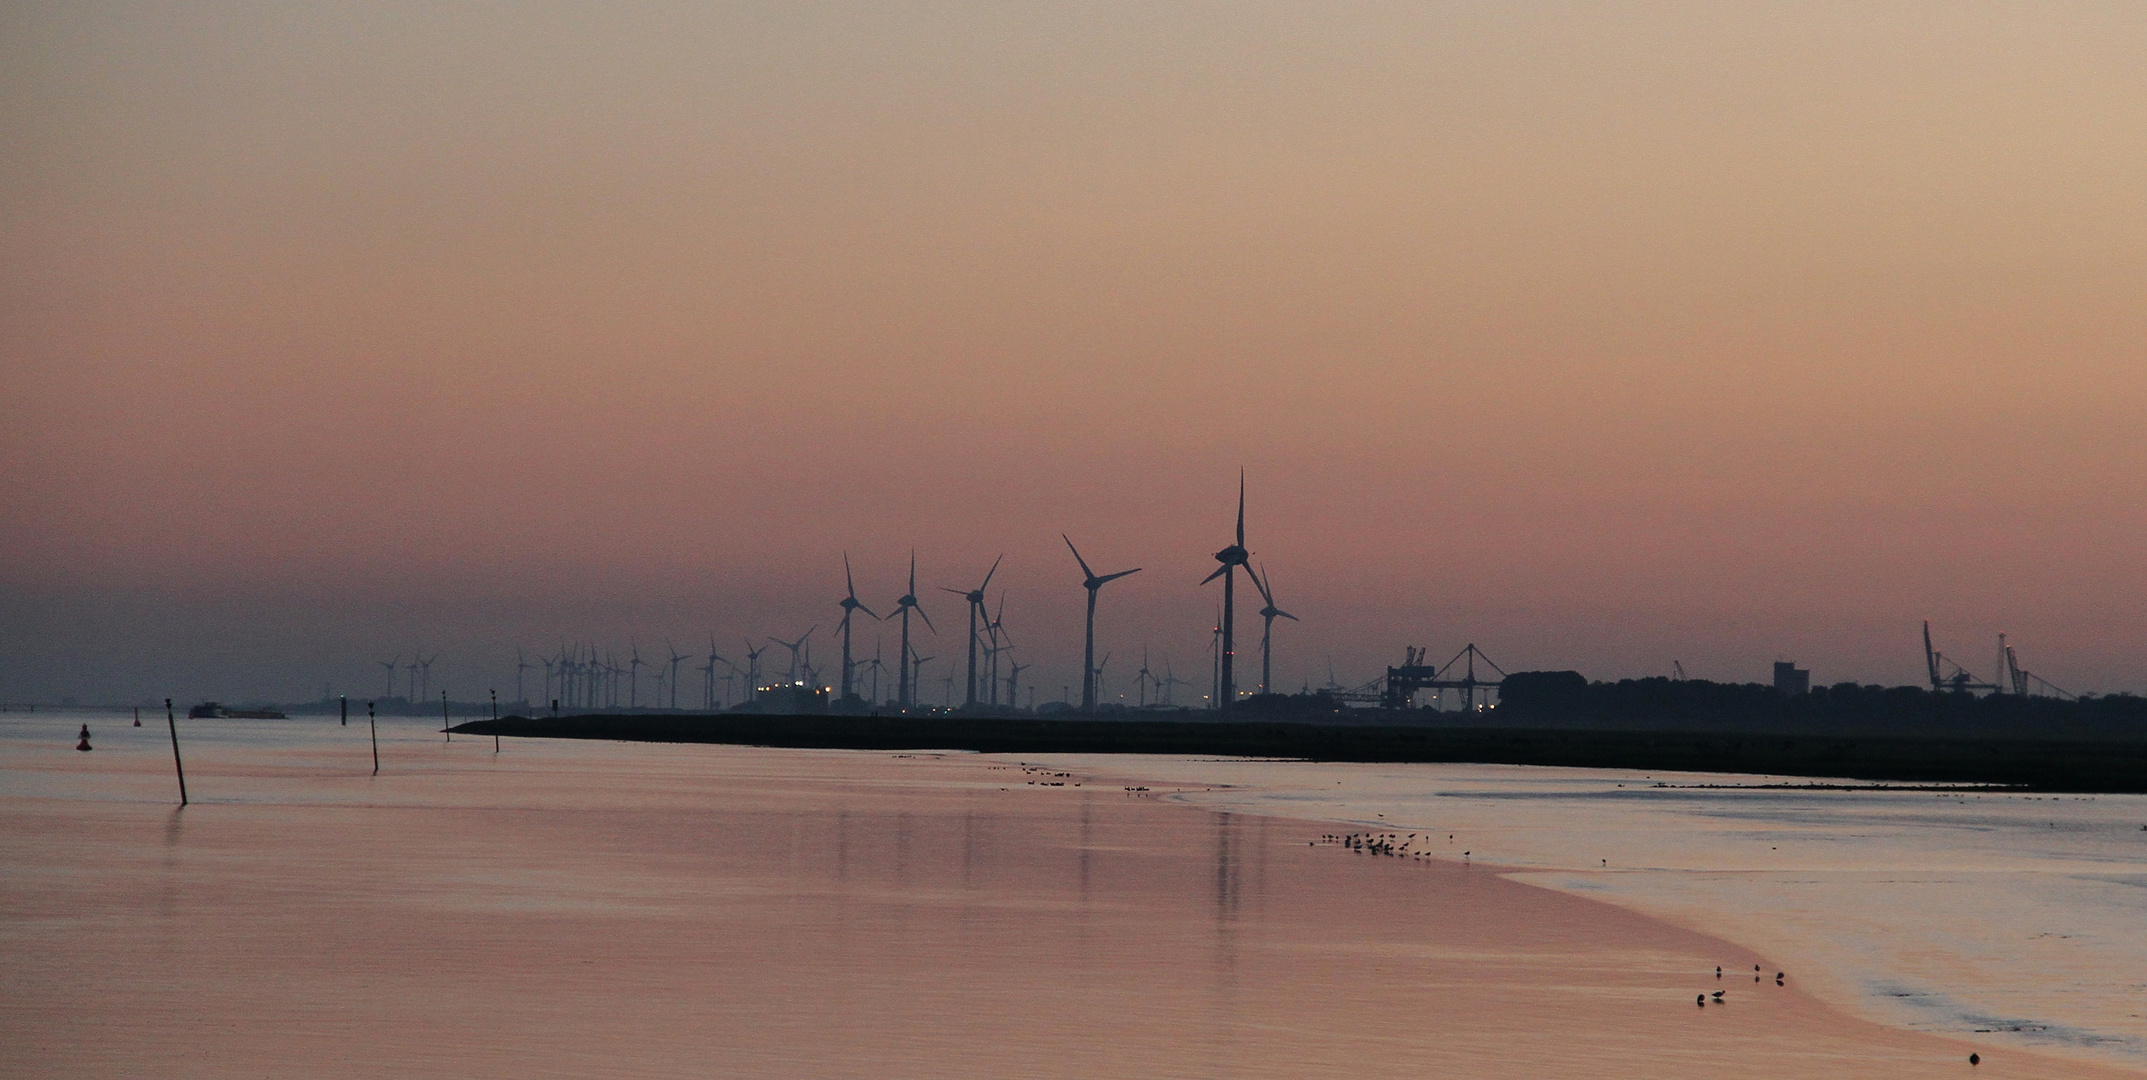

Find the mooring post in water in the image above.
[
  {"left": 490, "top": 689, "right": 499, "bottom": 753},
  {"left": 164, "top": 698, "right": 188, "bottom": 806},
  {"left": 340, "top": 694, "right": 347, "bottom": 726},
  {"left": 442, "top": 689, "right": 451, "bottom": 743},
  {"left": 368, "top": 701, "right": 379, "bottom": 776}
]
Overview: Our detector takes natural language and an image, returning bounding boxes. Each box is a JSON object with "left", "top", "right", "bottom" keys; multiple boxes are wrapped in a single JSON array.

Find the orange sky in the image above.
[{"left": 4, "top": 2, "right": 2144, "bottom": 702}]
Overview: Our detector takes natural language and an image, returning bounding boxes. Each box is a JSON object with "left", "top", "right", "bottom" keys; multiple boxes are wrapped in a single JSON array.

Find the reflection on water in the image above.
[
  {"left": 0, "top": 713, "right": 2131, "bottom": 1079},
  {"left": 1048, "top": 754, "right": 2147, "bottom": 1069}
]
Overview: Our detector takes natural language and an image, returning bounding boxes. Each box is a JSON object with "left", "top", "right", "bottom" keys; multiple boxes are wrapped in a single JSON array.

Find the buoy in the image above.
[
  {"left": 1970, "top": 1052, "right": 1980, "bottom": 1065},
  {"left": 76, "top": 724, "right": 92, "bottom": 752}
]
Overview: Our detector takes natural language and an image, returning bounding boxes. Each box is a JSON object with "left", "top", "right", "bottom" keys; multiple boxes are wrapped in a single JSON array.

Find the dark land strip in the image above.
[{"left": 451, "top": 713, "right": 2147, "bottom": 793}]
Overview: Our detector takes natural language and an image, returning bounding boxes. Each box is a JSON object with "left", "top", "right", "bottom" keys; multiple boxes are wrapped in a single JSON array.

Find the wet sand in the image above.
[{"left": 2, "top": 724, "right": 2134, "bottom": 1078}]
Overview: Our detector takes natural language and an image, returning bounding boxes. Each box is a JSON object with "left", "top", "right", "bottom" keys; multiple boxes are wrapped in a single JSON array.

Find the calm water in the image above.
[
  {"left": 2, "top": 711, "right": 2135, "bottom": 1078},
  {"left": 1043, "top": 754, "right": 2147, "bottom": 1067}
]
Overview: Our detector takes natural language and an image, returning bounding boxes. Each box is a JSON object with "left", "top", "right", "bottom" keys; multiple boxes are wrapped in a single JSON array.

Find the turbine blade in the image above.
[
  {"left": 1199, "top": 565, "right": 1228, "bottom": 585},
  {"left": 844, "top": 552, "right": 857, "bottom": 598},
  {"left": 916, "top": 605, "right": 935, "bottom": 633},
  {"left": 1236, "top": 469, "right": 1246, "bottom": 547},
  {"left": 939, "top": 586, "right": 968, "bottom": 597},
  {"left": 980, "top": 553, "right": 1002, "bottom": 592},
  {"left": 1277, "top": 610, "right": 1299, "bottom": 621},
  {"left": 1062, "top": 534, "right": 1096, "bottom": 580},
  {"left": 856, "top": 603, "right": 881, "bottom": 620},
  {"left": 1098, "top": 567, "right": 1141, "bottom": 585}
]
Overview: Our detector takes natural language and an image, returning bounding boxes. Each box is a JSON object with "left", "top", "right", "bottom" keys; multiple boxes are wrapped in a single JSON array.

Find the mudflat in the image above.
[{"left": 1, "top": 728, "right": 2129, "bottom": 1078}]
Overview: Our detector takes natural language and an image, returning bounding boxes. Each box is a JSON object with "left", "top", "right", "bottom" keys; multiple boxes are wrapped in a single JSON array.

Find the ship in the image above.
[{"left": 187, "top": 702, "right": 288, "bottom": 719}]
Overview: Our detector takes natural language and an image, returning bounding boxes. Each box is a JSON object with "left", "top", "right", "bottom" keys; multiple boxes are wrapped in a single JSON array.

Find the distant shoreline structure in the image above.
[{"left": 452, "top": 711, "right": 2147, "bottom": 793}]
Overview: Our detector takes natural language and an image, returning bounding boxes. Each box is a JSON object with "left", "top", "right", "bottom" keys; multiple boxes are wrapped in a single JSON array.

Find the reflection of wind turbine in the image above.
[
  {"left": 1199, "top": 472, "right": 1251, "bottom": 711},
  {"left": 836, "top": 554, "right": 880, "bottom": 701},
  {"left": 378, "top": 656, "right": 400, "bottom": 700},
  {"left": 1064, "top": 535, "right": 1139, "bottom": 712},
  {"left": 1249, "top": 564, "right": 1298, "bottom": 695},
  {"left": 940, "top": 555, "right": 1002, "bottom": 709},
  {"left": 892, "top": 552, "right": 934, "bottom": 707}
]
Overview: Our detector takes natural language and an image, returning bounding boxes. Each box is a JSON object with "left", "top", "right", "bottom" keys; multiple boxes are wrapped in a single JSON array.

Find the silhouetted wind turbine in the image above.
[
  {"left": 741, "top": 638, "right": 766, "bottom": 702},
  {"left": 418, "top": 654, "right": 438, "bottom": 705},
  {"left": 1249, "top": 563, "right": 1298, "bottom": 696},
  {"left": 940, "top": 555, "right": 1002, "bottom": 709},
  {"left": 665, "top": 639, "right": 689, "bottom": 708},
  {"left": 892, "top": 552, "right": 934, "bottom": 707},
  {"left": 770, "top": 628, "right": 815, "bottom": 683},
  {"left": 1064, "top": 535, "right": 1140, "bottom": 712},
  {"left": 909, "top": 653, "right": 934, "bottom": 708},
  {"left": 628, "top": 642, "right": 645, "bottom": 708},
  {"left": 378, "top": 655, "right": 399, "bottom": 701},
  {"left": 1199, "top": 472, "right": 1251, "bottom": 711},
  {"left": 514, "top": 648, "right": 533, "bottom": 706},
  {"left": 1136, "top": 648, "right": 1154, "bottom": 707},
  {"left": 836, "top": 553, "right": 880, "bottom": 702},
  {"left": 1005, "top": 660, "right": 1028, "bottom": 712},
  {"left": 702, "top": 637, "right": 727, "bottom": 709}
]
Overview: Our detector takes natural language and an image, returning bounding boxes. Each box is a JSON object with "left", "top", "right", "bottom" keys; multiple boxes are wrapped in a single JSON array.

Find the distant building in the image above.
[{"left": 1773, "top": 661, "right": 1810, "bottom": 696}]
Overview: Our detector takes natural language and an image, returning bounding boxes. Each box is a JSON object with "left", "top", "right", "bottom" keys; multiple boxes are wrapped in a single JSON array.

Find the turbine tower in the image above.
[
  {"left": 703, "top": 637, "right": 727, "bottom": 709},
  {"left": 891, "top": 552, "right": 934, "bottom": 707},
  {"left": 1199, "top": 472, "right": 1251, "bottom": 711},
  {"left": 377, "top": 655, "right": 399, "bottom": 701},
  {"left": 836, "top": 554, "right": 880, "bottom": 701},
  {"left": 1064, "top": 535, "right": 1140, "bottom": 712},
  {"left": 628, "top": 643, "right": 645, "bottom": 708},
  {"left": 1249, "top": 564, "right": 1298, "bottom": 696},
  {"left": 939, "top": 555, "right": 1003, "bottom": 709}
]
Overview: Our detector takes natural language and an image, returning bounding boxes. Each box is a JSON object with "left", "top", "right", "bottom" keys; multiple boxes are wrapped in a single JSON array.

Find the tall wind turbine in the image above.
[
  {"left": 939, "top": 555, "right": 1002, "bottom": 709},
  {"left": 1249, "top": 564, "right": 1297, "bottom": 696},
  {"left": 418, "top": 654, "right": 438, "bottom": 705},
  {"left": 1065, "top": 535, "right": 1140, "bottom": 712},
  {"left": 1005, "top": 661, "right": 1028, "bottom": 712},
  {"left": 836, "top": 554, "right": 880, "bottom": 701},
  {"left": 628, "top": 643, "right": 645, "bottom": 708},
  {"left": 1199, "top": 473, "right": 1251, "bottom": 711},
  {"left": 892, "top": 552, "right": 934, "bottom": 707},
  {"left": 377, "top": 656, "right": 399, "bottom": 701}
]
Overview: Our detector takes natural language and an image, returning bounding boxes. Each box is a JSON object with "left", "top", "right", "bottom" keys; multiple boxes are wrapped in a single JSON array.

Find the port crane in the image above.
[{"left": 1923, "top": 621, "right": 2073, "bottom": 699}]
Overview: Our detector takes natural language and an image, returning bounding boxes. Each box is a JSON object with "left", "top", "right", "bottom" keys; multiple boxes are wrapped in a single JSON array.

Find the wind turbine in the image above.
[
  {"left": 712, "top": 639, "right": 738, "bottom": 712},
  {"left": 514, "top": 648, "right": 533, "bottom": 706},
  {"left": 1160, "top": 657, "right": 1191, "bottom": 706},
  {"left": 909, "top": 654, "right": 934, "bottom": 709},
  {"left": 770, "top": 628, "right": 815, "bottom": 683},
  {"left": 377, "top": 656, "right": 399, "bottom": 701},
  {"left": 1136, "top": 648, "right": 1154, "bottom": 707},
  {"left": 1095, "top": 652, "right": 1112, "bottom": 705},
  {"left": 741, "top": 638, "right": 766, "bottom": 702},
  {"left": 406, "top": 656, "right": 422, "bottom": 702},
  {"left": 1005, "top": 661, "right": 1029, "bottom": 712},
  {"left": 891, "top": 552, "right": 934, "bottom": 707},
  {"left": 981, "top": 594, "right": 1013, "bottom": 707},
  {"left": 418, "top": 654, "right": 438, "bottom": 705},
  {"left": 666, "top": 640, "right": 688, "bottom": 708},
  {"left": 1249, "top": 564, "right": 1298, "bottom": 696},
  {"left": 862, "top": 638, "right": 887, "bottom": 704},
  {"left": 1064, "top": 535, "right": 1140, "bottom": 712},
  {"left": 836, "top": 554, "right": 880, "bottom": 702},
  {"left": 627, "top": 643, "right": 645, "bottom": 708},
  {"left": 1199, "top": 472, "right": 1251, "bottom": 711},
  {"left": 939, "top": 555, "right": 1002, "bottom": 710}
]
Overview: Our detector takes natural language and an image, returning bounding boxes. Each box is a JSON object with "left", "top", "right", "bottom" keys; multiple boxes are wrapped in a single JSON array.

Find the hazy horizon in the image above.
[{"left": 5, "top": 2, "right": 2143, "bottom": 704}]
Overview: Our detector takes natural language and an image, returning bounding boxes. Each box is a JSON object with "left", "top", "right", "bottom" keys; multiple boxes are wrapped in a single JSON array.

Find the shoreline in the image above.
[{"left": 456, "top": 712, "right": 2147, "bottom": 792}]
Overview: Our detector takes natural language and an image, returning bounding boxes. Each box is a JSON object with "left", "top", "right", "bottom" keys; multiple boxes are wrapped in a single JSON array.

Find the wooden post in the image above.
[
  {"left": 340, "top": 695, "right": 347, "bottom": 727},
  {"left": 442, "top": 689, "right": 451, "bottom": 742},
  {"left": 490, "top": 689, "right": 499, "bottom": 753},
  {"left": 164, "top": 698, "right": 188, "bottom": 806},
  {"left": 368, "top": 701, "right": 379, "bottom": 776}
]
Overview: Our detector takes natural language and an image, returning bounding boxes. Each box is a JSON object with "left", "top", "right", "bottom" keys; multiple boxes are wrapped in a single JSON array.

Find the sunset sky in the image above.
[{"left": 5, "top": 1, "right": 2143, "bottom": 703}]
